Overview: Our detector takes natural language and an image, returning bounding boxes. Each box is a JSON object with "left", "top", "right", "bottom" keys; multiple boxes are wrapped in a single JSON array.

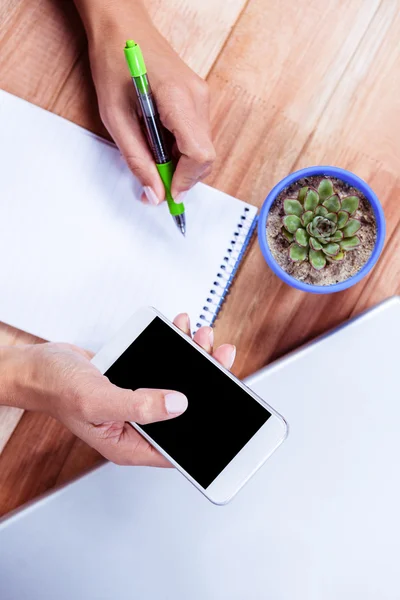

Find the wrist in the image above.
[
  {"left": 75, "top": 0, "right": 155, "bottom": 47},
  {"left": 0, "top": 344, "right": 51, "bottom": 412},
  {"left": 0, "top": 345, "right": 29, "bottom": 409}
]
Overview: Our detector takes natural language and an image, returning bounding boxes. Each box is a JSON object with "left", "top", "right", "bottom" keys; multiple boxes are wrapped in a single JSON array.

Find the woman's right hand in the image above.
[
  {"left": 75, "top": 0, "right": 216, "bottom": 205},
  {"left": 1, "top": 314, "right": 235, "bottom": 467}
]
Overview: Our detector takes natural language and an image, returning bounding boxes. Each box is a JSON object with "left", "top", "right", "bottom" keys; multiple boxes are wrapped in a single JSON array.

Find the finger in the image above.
[
  {"left": 158, "top": 91, "right": 215, "bottom": 199},
  {"left": 193, "top": 326, "right": 214, "bottom": 354},
  {"left": 171, "top": 150, "right": 215, "bottom": 201},
  {"left": 101, "top": 90, "right": 165, "bottom": 203},
  {"left": 92, "top": 385, "right": 188, "bottom": 424},
  {"left": 212, "top": 344, "right": 236, "bottom": 371},
  {"left": 112, "top": 426, "right": 172, "bottom": 467},
  {"left": 80, "top": 421, "right": 173, "bottom": 468},
  {"left": 111, "top": 117, "right": 165, "bottom": 202},
  {"left": 173, "top": 313, "right": 191, "bottom": 336}
]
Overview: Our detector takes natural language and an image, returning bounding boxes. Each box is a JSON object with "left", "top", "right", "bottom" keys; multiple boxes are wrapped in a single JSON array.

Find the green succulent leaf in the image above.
[
  {"left": 315, "top": 205, "right": 329, "bottom": 217},
  {"left": 326, "top": 212, "right": 338, "bottom": 224},
  {"left": 327, "top": 250, "right": 345, "bottom": 262},
  {"left": 337, "top": 210, "right": 350, "bottom": 229},
  {"left": 295, "top": 228, "right": 309, "bottom": 247},
  {"left": 289, "top": 243, "right": 308, "bottom": 262},
  {"left": 298, "top": 186, "right": 309, "bottom": 204},
  {"left": 309, "top": 249, "right": 326, "bottom": 270},
  {"left": 284, "top": 199, "right": 303, "bottom": 217},
  {"left": 312, "top": 216, "right": 325, "bottom": 229},
  {"left": 322, "top": 194, "right": 341, "bottom": 212},
  {"left": 283, "top": 215, "right": 301, "bottom": 233},
  {"left": 301, "top": 211, "right": 314, "bottom": 227},
  {"left": 322, "top": 242, "right": 340, "bottom": 256},
  {"left": 317, "top": 178, "right": 334, "bottom": 200},
  {"left": 312, "top": 216, "right": 336, "bottom": 237},
  {"left": 281, "top": 227, "right": 294, "bottom": 243},
  {"left": 341, "top": 196, "right": 359, "bottom": 215},
  {"left": 304, "top": 189, "right": 319, "bottom": 211},
  {"left": 340, "top": 236, "right": 360, "bottom": 251},
  {"left": 309, "top": 237, "right": 322, "bottom": 251},
  {"left": 306, "top": 222, "right": 314, "bottom": 236},
  {"left": 342, "top": 218, "right": 361, "bottom": 238},
  {"left": 328, "top": 230, "right": 344, "bottom": 242}
]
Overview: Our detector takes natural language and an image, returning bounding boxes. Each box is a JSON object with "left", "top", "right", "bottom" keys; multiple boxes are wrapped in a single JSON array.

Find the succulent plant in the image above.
[{"left": 281, "top": 178, "right": 361, "bottom": 270}]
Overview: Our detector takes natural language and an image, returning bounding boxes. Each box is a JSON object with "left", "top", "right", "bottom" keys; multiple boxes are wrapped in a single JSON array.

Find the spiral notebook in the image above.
[{"left": 0, "top": 91, "right": 257, "bottom": 352}]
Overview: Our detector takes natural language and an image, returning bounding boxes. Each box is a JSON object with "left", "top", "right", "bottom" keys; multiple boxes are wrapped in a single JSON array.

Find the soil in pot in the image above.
[{"left": 266, "top": 176, "right": 377, "bottom": 286}]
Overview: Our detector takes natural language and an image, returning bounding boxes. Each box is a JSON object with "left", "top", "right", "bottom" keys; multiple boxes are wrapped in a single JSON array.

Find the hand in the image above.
[
  {"left": 81, "top": 2, "right": 215, "bottom": 205},
  {"left": 5, "top": 315, "right": 235, "bottom": 467}
]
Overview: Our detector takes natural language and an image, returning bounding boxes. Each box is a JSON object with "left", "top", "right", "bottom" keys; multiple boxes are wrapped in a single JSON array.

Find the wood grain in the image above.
[
  {"left": 206, "top": 0, "right": 400, "bottom": 375},
  {"left": 0, "top": 0, "right": 248, "bottom": 514},
  {"left": 1, "top": 0, "right": 399, "bottom": 515}
]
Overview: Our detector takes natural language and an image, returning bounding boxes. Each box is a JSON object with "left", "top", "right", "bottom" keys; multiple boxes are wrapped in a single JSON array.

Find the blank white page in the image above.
[{"left": 0, "top": 91, "right": 257, "bottom": 351}]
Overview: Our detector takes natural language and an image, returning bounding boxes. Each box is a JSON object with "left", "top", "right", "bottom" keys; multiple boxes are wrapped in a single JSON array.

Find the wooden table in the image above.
[{"left": 0, "top": 0, "right": 399, "bottom": 517}]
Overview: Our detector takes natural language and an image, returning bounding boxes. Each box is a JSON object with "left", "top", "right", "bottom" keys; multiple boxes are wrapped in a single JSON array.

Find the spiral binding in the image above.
[{"left": 195, "top": 207, "right": 258, "bottom": 330}]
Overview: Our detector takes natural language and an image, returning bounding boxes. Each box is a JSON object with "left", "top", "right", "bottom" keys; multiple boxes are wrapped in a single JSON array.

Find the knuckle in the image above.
[
  {"left": 99, "top": 445, "right": 127, "bottom": 466},
  {"left": 156, "top": 80, "right": 182, "bottom": 104},
  {"left": 124, "top": 154, "right": 149, "bottom": 179},
  {"left": 106, "top": 449, "right": 133, "bottom": 467},
  {"left": 157, "top": 77, "right": 209, "bottom": 105},
  {"left": 191, "top": 145, "right": 216, "bottom": 168},
  {"left": 132, "top": 389, "right": 157, "bottom": 424},
  {"left": 197, "top": 165, "right": 213, "bottom": 183},
  {"left": 74, "top": 388, "right": 95, "bottom": 422},
  {"left": 72, "top": 381, "right": 102, "bottom": 422},
  {"left": 107, "top": 433, "right": 143, "bottom": 466}
]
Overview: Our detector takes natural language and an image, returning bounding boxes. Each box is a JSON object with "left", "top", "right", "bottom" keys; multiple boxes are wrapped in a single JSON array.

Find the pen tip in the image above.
[{"left": 173, "top": 214, "right": 186, "bottom": 237}]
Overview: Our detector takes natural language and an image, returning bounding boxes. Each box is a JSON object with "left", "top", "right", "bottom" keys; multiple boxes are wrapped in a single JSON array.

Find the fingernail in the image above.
[
  {"left": 143, "top": 186, "right": 160, "bottom": 206},
  {"left": 208, "top": 328, "right": 214, "bottom": 347},
  {"left": 174, "top": 191, "right": 187, "bottom": 205},
  {"left": 228, "top": 346, "right": 236, "bottom": 369},
  {"left": 165, "top": 392, "right": 188, "bottom": 415}
]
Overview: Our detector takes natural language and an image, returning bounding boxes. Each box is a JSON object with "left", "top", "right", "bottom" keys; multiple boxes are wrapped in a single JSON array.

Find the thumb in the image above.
[{"left": 96, "top": 384, "right": 188, "bottom": 424}]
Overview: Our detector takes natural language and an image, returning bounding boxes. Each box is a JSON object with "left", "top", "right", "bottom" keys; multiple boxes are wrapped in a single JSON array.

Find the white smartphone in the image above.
[{"left": 92, "top": 307, "right": 288, "bottom": 504}]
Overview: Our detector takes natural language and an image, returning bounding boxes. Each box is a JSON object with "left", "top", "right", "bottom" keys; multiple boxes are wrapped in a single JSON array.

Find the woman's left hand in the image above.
[{"left": 1, "top": 314, "right": 235, "bottom": 468}]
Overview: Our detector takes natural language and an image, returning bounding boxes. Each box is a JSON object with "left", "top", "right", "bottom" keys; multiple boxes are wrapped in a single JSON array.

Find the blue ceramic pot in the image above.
[{"left": 258, "top": 166, "right": 386, "bottom": 294}]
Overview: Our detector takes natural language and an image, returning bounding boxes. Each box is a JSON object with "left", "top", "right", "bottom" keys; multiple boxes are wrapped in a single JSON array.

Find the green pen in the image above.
[{"left": 124, "top": 40, "right": 186, "bottom": 236}]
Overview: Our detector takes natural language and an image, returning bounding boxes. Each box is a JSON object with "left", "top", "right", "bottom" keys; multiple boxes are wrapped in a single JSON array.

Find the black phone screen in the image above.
[{"left": 105, "top": 317, "right": 271, "bottom": 488}]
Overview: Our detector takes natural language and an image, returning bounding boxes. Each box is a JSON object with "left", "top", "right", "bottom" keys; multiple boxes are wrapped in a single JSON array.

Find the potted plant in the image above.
[{"left": 258, "top": 167, "right": 385, "bottom": 293}]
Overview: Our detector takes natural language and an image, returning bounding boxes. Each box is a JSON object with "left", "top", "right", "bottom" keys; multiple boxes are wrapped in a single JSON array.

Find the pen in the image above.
[{"left": 124, "top": 40, "right": 186, "bottom": 236}]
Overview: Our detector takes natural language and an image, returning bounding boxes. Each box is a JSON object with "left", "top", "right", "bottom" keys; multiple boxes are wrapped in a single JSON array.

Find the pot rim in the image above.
[{"left": 257, "top": 166, "right": 386, "bottom": 294}]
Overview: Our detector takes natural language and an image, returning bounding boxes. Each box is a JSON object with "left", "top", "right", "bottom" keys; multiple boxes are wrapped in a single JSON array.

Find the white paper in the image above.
[{"left": 0, "top": 91, "right": 256, "bottom": 351}]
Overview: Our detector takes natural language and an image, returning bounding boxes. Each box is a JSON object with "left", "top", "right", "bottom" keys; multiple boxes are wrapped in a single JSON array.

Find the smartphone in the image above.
[{"left": 92, "top": 307, "right": 288, "bottom": 504}]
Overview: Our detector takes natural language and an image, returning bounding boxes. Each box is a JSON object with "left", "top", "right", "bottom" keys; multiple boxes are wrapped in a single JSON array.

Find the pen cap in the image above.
[{"left": 124, "top": 40, "right": 147, "bottom": 78}]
